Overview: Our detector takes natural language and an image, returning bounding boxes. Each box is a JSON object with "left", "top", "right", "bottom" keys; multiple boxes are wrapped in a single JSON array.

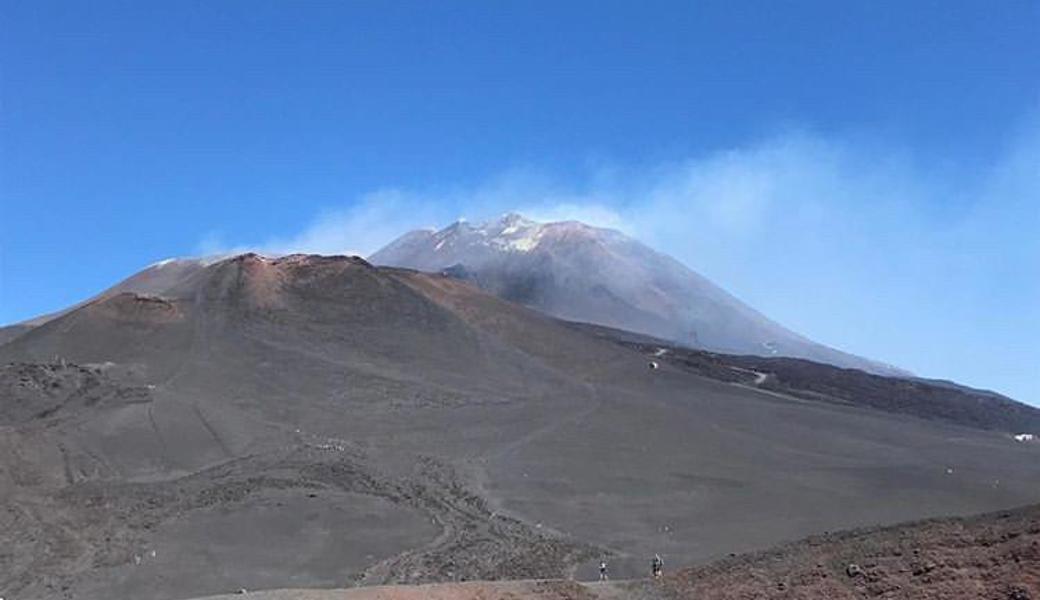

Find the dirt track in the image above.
[
  {"left": 195, "top": 580, "right": 631, "bottom": 600},
  {"left": 192, "top": 504, "right": 1040, "bottom": 600}
]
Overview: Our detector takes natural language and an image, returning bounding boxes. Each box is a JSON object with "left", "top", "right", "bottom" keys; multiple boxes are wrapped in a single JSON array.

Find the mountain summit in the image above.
[{"left": 371, "top": 213, "right": 900, "bottom": 375}]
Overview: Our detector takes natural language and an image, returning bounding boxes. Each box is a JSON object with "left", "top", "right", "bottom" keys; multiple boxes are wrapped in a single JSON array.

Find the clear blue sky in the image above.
[{"left": 2, "top": 1, "right": 1038, "bottom": 403}]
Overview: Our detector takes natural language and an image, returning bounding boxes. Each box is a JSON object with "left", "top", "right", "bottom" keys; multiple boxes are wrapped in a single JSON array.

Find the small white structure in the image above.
[
  {"left": 1014, "top": 433, "right": 1035, "bottom": 442},
  {"left": 648, "top": 361, "right": 659, "bottom": 370}
]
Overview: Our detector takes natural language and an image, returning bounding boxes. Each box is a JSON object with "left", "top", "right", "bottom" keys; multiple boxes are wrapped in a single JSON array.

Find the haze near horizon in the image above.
[{"left": 1, "top": 1, "right": 1037, "bottom": 403}]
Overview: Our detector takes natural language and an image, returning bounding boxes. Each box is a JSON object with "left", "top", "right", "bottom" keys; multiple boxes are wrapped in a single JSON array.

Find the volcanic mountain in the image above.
[
  {"left": 2, "top": 253, "right": 1039, "bottom": 600},
  {"left": 371, "top": 214, "right": 900, "bottom": 375}
]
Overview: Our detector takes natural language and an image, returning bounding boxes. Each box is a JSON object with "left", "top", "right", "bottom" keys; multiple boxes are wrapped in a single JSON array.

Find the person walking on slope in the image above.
[
  {"left": 651, "top": 554, "right": 663, "bottom": 578},
  {"left": 599, "top": 560, "right": 609, "bottom": 581}
]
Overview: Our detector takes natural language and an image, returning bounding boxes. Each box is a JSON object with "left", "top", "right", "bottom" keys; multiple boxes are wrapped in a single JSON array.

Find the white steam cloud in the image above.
[{"left": 207, "top": 117, "right": 1040, "bottom": 405}]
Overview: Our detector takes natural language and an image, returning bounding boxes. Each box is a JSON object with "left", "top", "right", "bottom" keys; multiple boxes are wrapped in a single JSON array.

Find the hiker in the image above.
[
  {"left": 599, "top": 560, "right": 609, "bottom": 581},
  {"left": 652, "top": 554, "right": 663, "bottom": 578}
]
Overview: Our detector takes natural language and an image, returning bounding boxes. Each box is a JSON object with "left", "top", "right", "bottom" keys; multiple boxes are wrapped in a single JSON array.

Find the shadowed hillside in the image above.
[{"left": 567, "top": 322, "right": 1040, "bottom": 434}]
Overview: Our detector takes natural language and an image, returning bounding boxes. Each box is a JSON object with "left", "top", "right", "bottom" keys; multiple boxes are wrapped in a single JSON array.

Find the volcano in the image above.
[
  {"left": 370, "top": 214, "right": 902, "bottom": 376},
  {"left": 2, "top": 253, "right": 1039, "bottom": 600}
]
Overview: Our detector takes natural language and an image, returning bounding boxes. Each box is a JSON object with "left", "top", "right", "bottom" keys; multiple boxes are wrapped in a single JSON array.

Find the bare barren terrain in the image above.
[
  {"left": 2, "top": 254, "right": 1038, "bottom": 599},
  {"left": 188, "top": 503, "right": 1040, "bottom": 600}
]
